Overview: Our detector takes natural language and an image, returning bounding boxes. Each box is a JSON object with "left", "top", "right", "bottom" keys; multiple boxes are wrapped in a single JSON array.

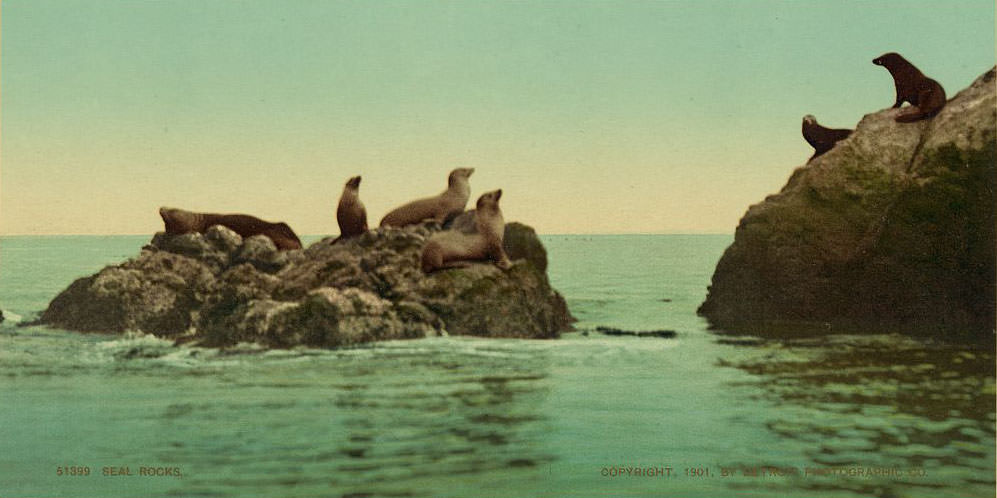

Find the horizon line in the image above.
[{"left": 0, "top": 231, "right": 735, "bottom": 238}]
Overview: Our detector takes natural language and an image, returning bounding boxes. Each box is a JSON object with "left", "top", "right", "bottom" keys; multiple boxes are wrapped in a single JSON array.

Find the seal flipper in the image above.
[{"left": 895, "top": 109, "right": 928, "bottom": 123}]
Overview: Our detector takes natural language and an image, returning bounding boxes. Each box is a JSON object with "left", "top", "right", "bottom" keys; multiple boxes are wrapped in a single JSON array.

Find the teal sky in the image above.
[{"left": 2, "top": 0, "right": 994, "bottom": 235}]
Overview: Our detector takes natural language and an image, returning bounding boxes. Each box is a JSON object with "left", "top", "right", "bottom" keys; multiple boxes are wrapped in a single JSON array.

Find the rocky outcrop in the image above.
[
  {"left": 699, "top": 67, "right": 996, "bottom": 341},
  {"left": 39, "top": 220, "right": 574, "bottom": 348}
]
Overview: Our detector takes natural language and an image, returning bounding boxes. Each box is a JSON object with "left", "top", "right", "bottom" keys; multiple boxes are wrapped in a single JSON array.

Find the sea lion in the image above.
[
  {"left": 159, "top": 207, "right": 302, "bottom": 250},
  {"left": 380, "top": 168, "right": 474, "bottom": 228},
  {"left": 872, "top": 52, "right": 947, "bottom": 122},
  {"left": 334, "top": 175, "right": 368, "bottom": 242},
  {"left": 801, "top": 115, "right": 852, "bottom": 160},
  {"left": 421, "top": 189, "right": 512, "bottom": 273}
]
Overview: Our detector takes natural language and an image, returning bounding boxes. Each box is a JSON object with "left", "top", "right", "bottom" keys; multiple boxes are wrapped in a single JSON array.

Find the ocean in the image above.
[{"left": 0, "top": 234, "right": 993, "bottom": 497}]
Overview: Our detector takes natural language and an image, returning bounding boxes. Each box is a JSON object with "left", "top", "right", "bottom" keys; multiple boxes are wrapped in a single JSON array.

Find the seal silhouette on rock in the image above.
[
  {"left": 421, "top": 189, "right": 512, "bottom": 273},
  {"left": 802, "top": 115, "right": 853, "bottom": 160},
  {"left": 872, "top": 52, "right": 947, "bottom": 122},
  {"left": 334, "top": 175, "right": 368, "bottom": 243},
  {"left": 380, "top": 168, "right": 474, "bottom": 228},
  {"left": 159, "top": 207, "right": 302, "bottom": 250}
]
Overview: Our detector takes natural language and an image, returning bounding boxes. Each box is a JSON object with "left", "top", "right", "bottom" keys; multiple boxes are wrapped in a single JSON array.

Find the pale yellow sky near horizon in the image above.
[{"left": 1, "top": 1, "right": 994, "bottom": 236}]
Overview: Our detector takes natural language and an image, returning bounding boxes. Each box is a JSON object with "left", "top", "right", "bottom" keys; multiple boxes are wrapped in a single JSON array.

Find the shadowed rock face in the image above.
[
  {"left": 39, "top": 220, "right": 574, "bottom": 348},
  {"left": 699, "top": 67, "right": 996, "bottom": 341}
]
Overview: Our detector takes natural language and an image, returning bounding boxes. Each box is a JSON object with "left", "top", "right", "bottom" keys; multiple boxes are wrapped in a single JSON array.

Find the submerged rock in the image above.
[
  {"left": 594, "top": 326, "right": 677, "bottom": 339},
  {"left": 699, "top": 67, "right": 996, "bottom": 341},
  {"left": 39, "top": 221, "right": 574, "bottom": 348}
]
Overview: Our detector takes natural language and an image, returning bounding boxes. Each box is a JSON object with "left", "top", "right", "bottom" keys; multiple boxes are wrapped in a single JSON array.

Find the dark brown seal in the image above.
[
  {"left": 802, "top": 114, "right": 852, "bottom": 160},
  {"left": 159, "top": 207, "right": 302, "bottom": 250},
  {"left": 872, "top": 52, "right": 947, "bottom": 122},
  {"left": 380, "top": 168, "right": 474, "bottom": 228},
  {"left": 421, "top": 189, "right": 512, "bottom": 273},
  {"left": 335, "top": 175, "right": 368, "bottom": 242}
]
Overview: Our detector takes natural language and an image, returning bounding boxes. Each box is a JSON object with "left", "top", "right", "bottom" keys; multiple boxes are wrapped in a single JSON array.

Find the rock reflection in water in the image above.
[
  {"left": 329, "top": 344, "right": 554, "bottom": 496},
  {"left": 717, "top": 334, "right": 995, "bottom": 498}
]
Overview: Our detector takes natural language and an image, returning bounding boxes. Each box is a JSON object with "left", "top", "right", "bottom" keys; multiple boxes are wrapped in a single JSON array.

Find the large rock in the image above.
[
  {"left": 39, "top": 221, "right": 574, "bottom": 347},
  {"left": 699, "top": 67, "right": 996, "bottom": 341}
]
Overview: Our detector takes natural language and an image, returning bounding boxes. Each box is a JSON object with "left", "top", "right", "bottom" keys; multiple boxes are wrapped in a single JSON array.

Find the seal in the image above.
[
  {"left": 872, "top": 52, "right": 946, "bottom": 122},
  {"left": 380, "top": 168, "right": 474, "bottom": 228},
  {"left": 334, "top": 175, "right": 368, "bottom": 243},
  {"left": 421, "top": 189, "right": 512, "bottom": 273},
  {"left": 159, "top": 207, "right": 303, "bottom": 250},
  {"left": 801, "top": 115, "right": 852, "bottom": 160}
]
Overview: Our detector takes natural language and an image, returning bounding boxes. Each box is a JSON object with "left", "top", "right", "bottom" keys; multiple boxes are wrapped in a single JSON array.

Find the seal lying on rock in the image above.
[
  {"left": 380, "top": 168, "right": 474, "bottom": 228},
  {"left": 802, "top": 115, "right": 852, "bottom": 160},
  {"left": 421, "top": 189, "right": 512, "bottom": 273},
  {"left": 159, "top": 207, "right": 302, "bottom": 250},
  {"left": 873, "top": 52, "right": 947, "bottom": 122},
  {"left": 335, "top": 175, "right": 368, "bottom": 243}
]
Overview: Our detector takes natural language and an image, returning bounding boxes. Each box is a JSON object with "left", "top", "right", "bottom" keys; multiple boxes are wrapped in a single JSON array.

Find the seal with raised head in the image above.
[
  {"left": 380, "top": 168, "right": 474, "bottom": 228},
  {"left": 159, "top": 207, "right": 302, "bottom": 250},
  {"left": 802, "top": 115, "right": 852, "bottom": 160},
  {"left": 334, "top": 175, "right": 368, "bottom": 243},
  {"left": 421, "top": 189, "right": 512, "bottom": 273},
  {"left": 872, "top": 52, "right": 947, "bottom": 122}
]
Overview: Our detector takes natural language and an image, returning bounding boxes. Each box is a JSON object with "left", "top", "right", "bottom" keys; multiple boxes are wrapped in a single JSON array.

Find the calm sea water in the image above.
[{"left": 0, "top": 235, "right": 993, "bottom": 498}]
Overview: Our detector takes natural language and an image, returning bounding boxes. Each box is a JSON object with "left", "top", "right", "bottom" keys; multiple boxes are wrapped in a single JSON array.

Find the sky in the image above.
[{"left": 1, "top": 0, "right": 994, "bottom": 235}]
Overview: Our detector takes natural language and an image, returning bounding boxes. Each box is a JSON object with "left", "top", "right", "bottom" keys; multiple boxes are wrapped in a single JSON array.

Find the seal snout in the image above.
[{"left": 347, "top": 175, "right": 362, "bottom": 188}]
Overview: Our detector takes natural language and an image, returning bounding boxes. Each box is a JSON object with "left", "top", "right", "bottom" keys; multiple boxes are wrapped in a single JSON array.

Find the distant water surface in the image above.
[{"left": 0, "top": 234, "right": 992, "bottom": 497}]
